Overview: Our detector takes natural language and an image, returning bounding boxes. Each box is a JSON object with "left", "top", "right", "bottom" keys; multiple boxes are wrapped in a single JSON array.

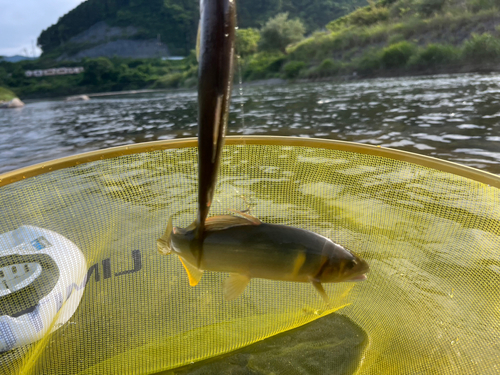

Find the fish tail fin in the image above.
[{"left": 157, "top": 217, "right": 174, "bottom": 255}]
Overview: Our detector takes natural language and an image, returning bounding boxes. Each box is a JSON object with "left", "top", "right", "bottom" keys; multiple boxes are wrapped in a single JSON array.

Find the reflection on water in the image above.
[{"left": 1, "top": 73, "right": 500, "bottom": 174}]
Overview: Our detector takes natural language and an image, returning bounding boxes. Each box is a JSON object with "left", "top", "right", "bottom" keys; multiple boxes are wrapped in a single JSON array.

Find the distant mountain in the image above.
[
  {"left": 0, "top": 55, "right": 38, "bottom": 63},
  {"left": 37, "top": 0, "right": 367, "bottom": 59}
]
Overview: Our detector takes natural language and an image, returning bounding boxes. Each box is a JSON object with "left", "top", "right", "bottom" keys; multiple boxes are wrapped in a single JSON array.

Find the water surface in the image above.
[{"left": 1, "top": 73, "right": 499, "bottom": 175}]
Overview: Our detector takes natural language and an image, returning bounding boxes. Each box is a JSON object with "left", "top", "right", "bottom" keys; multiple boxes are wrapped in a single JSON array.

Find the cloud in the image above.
[{"left": 0, "top": 0, "right": 85, "bottom": 56}]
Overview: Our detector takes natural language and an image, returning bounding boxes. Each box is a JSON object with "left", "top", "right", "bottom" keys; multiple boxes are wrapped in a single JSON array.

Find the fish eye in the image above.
[{"left": 346, "top": 260, "right": 357, "bottom": 269}]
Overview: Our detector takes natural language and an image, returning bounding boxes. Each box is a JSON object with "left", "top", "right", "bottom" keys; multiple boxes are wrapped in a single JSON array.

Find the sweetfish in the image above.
[{"left": 157, "top": 211, "right": 369, "bottom": 303}]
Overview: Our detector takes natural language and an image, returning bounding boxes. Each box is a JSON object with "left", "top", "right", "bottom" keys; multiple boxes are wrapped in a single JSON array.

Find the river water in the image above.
[{"left": 0, "top": 72, "right": 499, "bottom": 175}]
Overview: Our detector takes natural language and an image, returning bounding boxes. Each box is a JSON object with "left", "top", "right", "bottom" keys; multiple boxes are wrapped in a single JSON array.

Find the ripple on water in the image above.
[{"left": 1, "top": 73, "right": 500, "bottom": 174}]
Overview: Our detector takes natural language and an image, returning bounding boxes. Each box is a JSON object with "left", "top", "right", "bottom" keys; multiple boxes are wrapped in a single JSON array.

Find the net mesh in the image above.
[{"left": 0, "top": 137, "right": 499, "bottom": 374}]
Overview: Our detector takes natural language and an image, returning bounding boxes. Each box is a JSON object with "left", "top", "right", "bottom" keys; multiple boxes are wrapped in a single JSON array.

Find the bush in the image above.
[
  {"left": 152, "top": 72, "right": 184, "bottom": 88},
  {"left": 388, "top": 33, "right": 405, "bottom": 45},
  {"left": 236, "top": 28, "right": 261, "bottom": 57},
  {"left": 409, "top": 43, "right": 459, "bottom": 67},
  {"left": 335, "top": 29, "right": 368, "bottom": 50},
  {"left": 327, "top": 5, "right": 389, "bottom": 31},
  {"left": 417, "top": 0, "right": 446, "bottom": 16},
  {"left": 381, "top": 41, "right": 416, "bottom": 68},
  {"left": 462, "top": 33, "right": 500, "bottom": 61},
  {"left": 303, "top": 59, "right": 343, "bottom": 78},
  {"left": 318, "top": 58, "right": 342, "bottom": 75},
  {"left": 466, "top": 0, "right": 496, "bottom": 12},
  {"left": 0, "top": 86, "right": 17, "bottom": 101},
  {"left": 128, "top": 59, "right": 148, "bottom": 68},
  {"left": 348, "top": 6, "right": 390, "bottom": 26},
  {"left": 259, "top": 13, "right": 305, "bottom": 54},
  {"left": 117, "top": 69, "right": 150, "bottom": 88},
  {"left": 355, "top": 49, "right": 382, "bottom": 74},
  {"left": 243, "top": 52, "right": 286, "bottom": 80},
  {"left": 283, "top": 61, "right": 306, "bottom": 78},
  {"left": 82, "top": 57, "right": 117, "bottom": 85},
  {"left": 287, "top": 32, "right": 336, "bottom": 62}
]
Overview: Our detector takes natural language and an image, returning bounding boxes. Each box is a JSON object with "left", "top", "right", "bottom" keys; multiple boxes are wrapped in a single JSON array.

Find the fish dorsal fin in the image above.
[
  {"left": 222, "top": 274, "right": 251, "bottom": 301},
  {"left": 228, "top": 210, "right": 262, "bottom": 225},
  {"left": 178, "top": 257, "right": 204, "bottom": 287},
  {"left": 205, "top": 213, "right": 261, "bottom": 231}
]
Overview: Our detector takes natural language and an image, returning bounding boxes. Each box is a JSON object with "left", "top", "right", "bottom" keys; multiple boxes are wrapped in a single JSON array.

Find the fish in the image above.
[
  {"left": 157, "top": 211, "right": 369, "bottom": 303},
  {"left": 157, "top": 0, "right": 369, "bottom": 302},
  {"left": 193, "top": 0, "right": 237, "bottom": 266}
]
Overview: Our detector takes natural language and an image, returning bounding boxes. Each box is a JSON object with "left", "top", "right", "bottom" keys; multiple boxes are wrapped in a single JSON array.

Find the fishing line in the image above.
[
  {"left": 237, "top": 57, "right": 245, "bottom": 130},
  {"left": 235, "top": 26, "right": 245, "bottom": 131}
]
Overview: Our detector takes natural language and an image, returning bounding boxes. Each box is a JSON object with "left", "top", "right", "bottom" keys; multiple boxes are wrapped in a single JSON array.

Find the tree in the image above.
[
  {"left": 37, "top": 0, "right": 360, "bottom": 57},
  {"left": 236, "top": 28, "right": 261, "bottom": 57},
  {"left": 280, "top": 0, "right": 366, "bottom": 32},
  {"left": 83, "top": 57, "right": 116, "bottom": 85},
  {"left": 417, "top": 0, "right": 446, "bottom": 16},
  {"left": 259, "top": 13, "right": 305, "bottom": 54},
  {"left": 162, "top": 0, "right": 199, "bottom": 54}
]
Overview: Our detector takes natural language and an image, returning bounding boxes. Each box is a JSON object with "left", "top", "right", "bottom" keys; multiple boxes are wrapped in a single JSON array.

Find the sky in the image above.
[{"left": 0, "top": 0, "right": 85, "bottom": 57}]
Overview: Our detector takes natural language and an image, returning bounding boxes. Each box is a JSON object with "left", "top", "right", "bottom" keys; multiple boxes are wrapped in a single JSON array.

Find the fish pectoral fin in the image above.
[
  {"left": 157, "top": 217, "right": 174, "bottom": 255},
  {"left": 309, "top": 277, "right": 330, "bottom": 304},
  {"left": 227, "top": 210, "right": 262, "bottom": 225},
  {"left": 178, "top": 257, "right": 204, "bottom": 287},
  {"left": 222, "top": 274, "right": 251, "bottom": 301},
  {"left": 205, "top": 214, "right": 260, "bottom": 231}
]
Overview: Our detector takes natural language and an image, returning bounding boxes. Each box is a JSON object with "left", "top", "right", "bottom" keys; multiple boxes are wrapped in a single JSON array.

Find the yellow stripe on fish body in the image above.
[{"left": 291, "top": 251, "right": 307, "bottom": 278}]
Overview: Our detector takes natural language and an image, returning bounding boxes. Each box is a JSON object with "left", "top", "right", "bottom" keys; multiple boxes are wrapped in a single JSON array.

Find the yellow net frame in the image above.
[{"left": 2, "top": 136, "right": 499, "bottom": 188}]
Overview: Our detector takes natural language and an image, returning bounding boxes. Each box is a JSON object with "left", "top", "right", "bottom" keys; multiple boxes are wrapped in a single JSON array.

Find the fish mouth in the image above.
[{"left": 345, "top": 273, "right": 368, "bottom": 282}]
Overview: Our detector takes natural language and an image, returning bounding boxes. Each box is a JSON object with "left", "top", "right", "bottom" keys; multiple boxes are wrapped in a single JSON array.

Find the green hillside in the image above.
[
  {"left": 38, "top": 0, "right": 366, "bottom": 57},
  {"left": 276, "top": 0, "right": 500, "bottom": 78},
  {"left": 4, "top": 0, "right": 500, "bottom": 99},
  {"left": 0, "top": 87, "right": 17, "bottom": 101}
]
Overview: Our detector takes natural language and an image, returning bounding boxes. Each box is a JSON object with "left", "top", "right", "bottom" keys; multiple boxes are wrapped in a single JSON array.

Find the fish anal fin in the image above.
[
  {"left": 227, "top": 210, "right": 262, "bottom": 225},
  {"left": 309, "top": 276, "right": 330, "bottom": 304},
  {"left": 205, "top": 214, "right": 260, "bottom": 232},
  {"left": 178, "top": 257, "right": 204, "bottom": 287},
  {"left": 222, "top": 274, "right": 251, "bottom": 301}
]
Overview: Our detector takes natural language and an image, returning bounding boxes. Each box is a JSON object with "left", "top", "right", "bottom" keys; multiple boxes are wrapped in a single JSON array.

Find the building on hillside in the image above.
[{"left": 25, "top": 67, "right": 84, "bottom": 77}]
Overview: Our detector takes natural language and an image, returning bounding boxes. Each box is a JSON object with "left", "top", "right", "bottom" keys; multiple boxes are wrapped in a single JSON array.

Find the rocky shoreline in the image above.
[{"left": 0, "top": 98, "right": 25, "bottom": 109}]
